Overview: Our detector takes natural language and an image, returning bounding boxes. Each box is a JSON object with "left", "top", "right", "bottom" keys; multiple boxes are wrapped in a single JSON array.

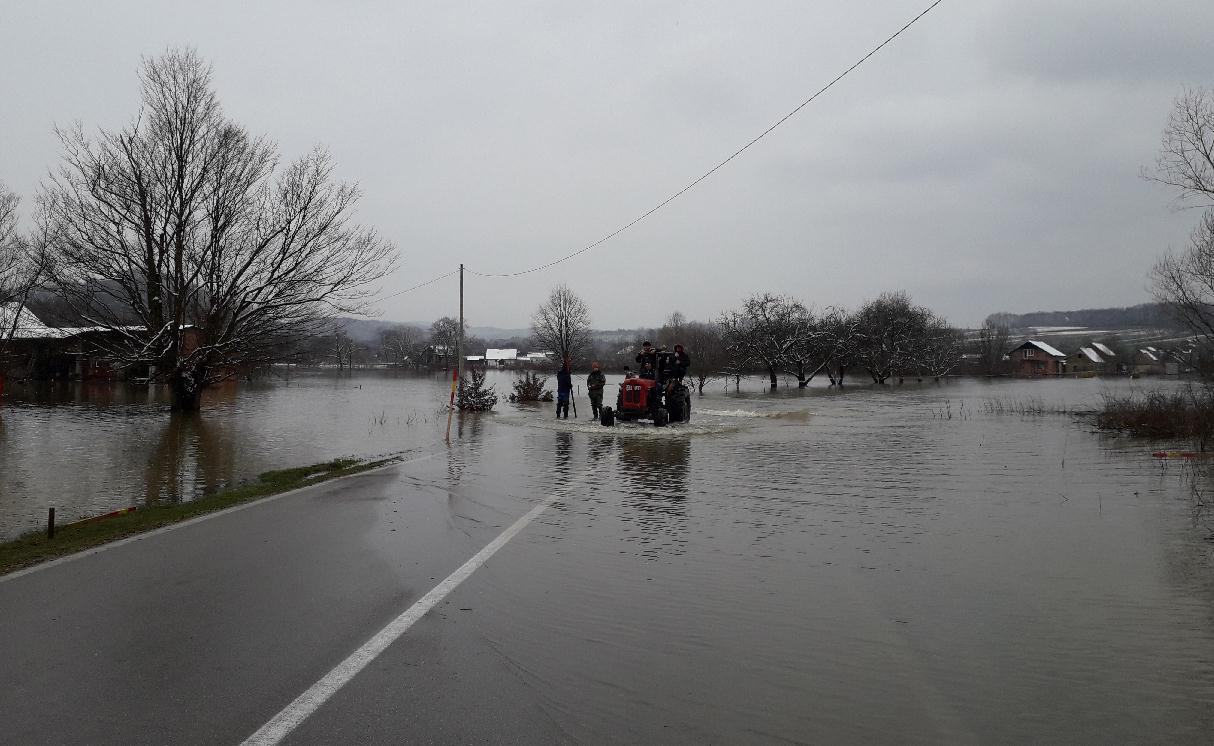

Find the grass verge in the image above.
[{"left": 0, "top": 455, "right": 399, "bottom": 577}]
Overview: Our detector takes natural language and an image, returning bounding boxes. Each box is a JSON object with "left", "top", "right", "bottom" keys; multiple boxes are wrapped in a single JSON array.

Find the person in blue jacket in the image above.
[{"left": 556, "top": 357, "right": 573, "bottom": 418}]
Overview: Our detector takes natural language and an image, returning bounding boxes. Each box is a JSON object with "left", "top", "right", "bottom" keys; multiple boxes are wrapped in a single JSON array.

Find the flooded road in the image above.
[{"left": 2, "top": 372, "right": 1214, "bottom": 741}]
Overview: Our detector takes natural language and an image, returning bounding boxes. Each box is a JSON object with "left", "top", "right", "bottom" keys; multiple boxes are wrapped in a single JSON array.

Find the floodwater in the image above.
[{"left": 2, "top": 371, "right": 1214, "bottom": 740}]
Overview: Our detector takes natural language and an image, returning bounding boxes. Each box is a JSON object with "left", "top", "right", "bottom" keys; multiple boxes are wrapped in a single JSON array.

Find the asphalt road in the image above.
[{"left": 0, "top": 444, "right": 579, "bottom": 745}]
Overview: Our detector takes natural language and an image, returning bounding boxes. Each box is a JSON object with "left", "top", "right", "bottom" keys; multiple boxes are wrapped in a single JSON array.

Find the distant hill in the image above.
[{"left": 986, "top": 303, "right": 1184, "bottom": 331}]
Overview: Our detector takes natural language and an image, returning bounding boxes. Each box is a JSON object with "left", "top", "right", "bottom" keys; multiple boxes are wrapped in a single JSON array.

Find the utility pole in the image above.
[{"left": 445, "top": 263, "right": 464, "bottom": 443}]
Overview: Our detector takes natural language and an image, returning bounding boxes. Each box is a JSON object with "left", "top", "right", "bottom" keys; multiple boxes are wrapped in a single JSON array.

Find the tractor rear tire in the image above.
[
  {"left": 654, "top": 407, "right": 669, "bottom": 427},
  {"left": 600, "top": 407, "right": 615, "bottom": 427}
]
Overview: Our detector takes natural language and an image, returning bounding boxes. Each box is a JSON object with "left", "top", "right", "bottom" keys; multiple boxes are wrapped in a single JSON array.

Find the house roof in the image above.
[
  {"left": 1077, "top": 347, "right": 1103, "bottom": 363},
  {"left": 485, "top": 348, "right": 518, "bottom": 361},
  {"left": 1091, "top": 342, "right": 1115, "bottom": 357},
  {"left": 1138, "top": 348, "right": 1159, "bottom": 361},
  {"left": 0, "top": 302, "right": 109, "bottom": 340},
  {"left": 1013, "top": 339, "right": 1067, "bottom": 358}
]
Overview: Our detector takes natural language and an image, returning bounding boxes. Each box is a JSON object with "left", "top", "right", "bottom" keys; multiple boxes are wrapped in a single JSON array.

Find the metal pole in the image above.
[
  {"left": 444, "top": 264, "right": 464, "bottom": 443},
  {"left": 47, "top": 507, "right": 55, "bottom": 539},
  {"left": 458, "top": 263, "right": 464, "bottom": 385}
]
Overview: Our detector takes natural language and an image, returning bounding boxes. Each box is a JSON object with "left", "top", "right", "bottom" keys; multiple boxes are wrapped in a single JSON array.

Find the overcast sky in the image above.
[{"left": 2, "top": 0, "right": 1211, "bottom": 329}]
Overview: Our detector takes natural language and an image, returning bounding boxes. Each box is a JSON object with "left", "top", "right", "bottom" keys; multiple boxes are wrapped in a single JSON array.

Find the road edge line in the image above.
[{"left": 0, "top": 452, "right": 439, "bottom": 584}]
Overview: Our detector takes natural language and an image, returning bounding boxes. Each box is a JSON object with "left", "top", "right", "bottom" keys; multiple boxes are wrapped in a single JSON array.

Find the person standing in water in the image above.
[
  {"left": 586, "top": 361, "right": 607, "bottom": 420},
  {"left": 555, "top": 357, "right": 573, "bottom": 419}
]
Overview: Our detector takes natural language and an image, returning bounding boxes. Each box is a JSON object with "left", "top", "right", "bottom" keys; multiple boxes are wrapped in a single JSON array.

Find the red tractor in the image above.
[{"left": 600, "top": 376, "right": 691, "bottom": 427}]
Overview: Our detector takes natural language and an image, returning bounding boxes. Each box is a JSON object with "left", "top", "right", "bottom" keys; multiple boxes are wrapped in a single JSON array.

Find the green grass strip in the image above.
[{"left": 0, "top": 455, "right": 399, "bottom": 577}]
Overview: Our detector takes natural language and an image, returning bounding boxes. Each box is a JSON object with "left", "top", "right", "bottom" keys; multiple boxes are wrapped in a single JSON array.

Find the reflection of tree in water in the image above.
[
  {"left": 143, "top": 413, "right": 236, "bottom": 505},
  {"left": 616, "top": 436, "right": 691, "bottom": 559}
]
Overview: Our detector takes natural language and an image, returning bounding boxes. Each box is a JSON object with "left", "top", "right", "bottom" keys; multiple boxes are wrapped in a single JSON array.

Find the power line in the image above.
[
  {"left": 377, "top": 0, "right": 944, "bottom": 297},
  {"left": 377, "top": 269, "right": 459, "bottom": 302},
  {"left": 465, "top": 0, "right": 945, "bottom": 279}
]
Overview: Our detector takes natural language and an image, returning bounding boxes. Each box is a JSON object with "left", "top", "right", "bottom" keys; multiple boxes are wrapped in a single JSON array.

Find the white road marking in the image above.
[
  {"left": 240, "top": 478, "right": 577, "bottom": 746},
  {"left": 0, "top": 452, "right": 437, "bottom": 584}
]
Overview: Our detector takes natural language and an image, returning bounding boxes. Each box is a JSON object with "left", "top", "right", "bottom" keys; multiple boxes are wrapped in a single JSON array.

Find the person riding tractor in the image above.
[{"left": 601, "top": 342, "right": 692, "bottom": 427}]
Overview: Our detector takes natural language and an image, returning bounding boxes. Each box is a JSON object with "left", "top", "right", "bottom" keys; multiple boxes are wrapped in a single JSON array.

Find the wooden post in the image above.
[{"left": 47, "top": 507, "right": 55, "bottom": 539}]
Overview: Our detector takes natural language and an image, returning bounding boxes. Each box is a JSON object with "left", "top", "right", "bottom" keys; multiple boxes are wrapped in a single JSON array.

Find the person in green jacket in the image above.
[{"left": 586, "top": 361, "right": 607, "bottom": 419}]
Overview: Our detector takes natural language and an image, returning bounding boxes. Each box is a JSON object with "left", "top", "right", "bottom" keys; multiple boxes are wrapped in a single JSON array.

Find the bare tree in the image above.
[
  {"left": 1147, "top": 88, "right": 1214, "bottom": 354},
  {"left": 38, "top": 48, "right": 396, "bottom": 410},
  {"left": 429, "top": 316, "right": 463, "bottom": 369},
  {"left": 917, "top": 313, "right": 961, "bottom": 381},
  {"left": 0, "top": 184, "right": 53, "bottom": 368},
  {"left": 720, "top": 293, "right": 807, "bottom": 389},
  {"left": 854, "top": 291, "right": 924, "bottom": 384},
  {"left": 379, "top": 325, "right": 422, "bottom": 367},
  {"left": 1149, "top": 88, "right": 1214, "bottom": 205},
  {"left": 1152, "top": 210, "right": 1214, "bottom": 349},
  {"left": 974, "top": 319, "right": 1010, "bottom": 376},
  {"left": 681, "top": 320, "right": 728, "bottom": 394},
  {"left": 530, "top": 284, "right": 591, "bottom": 362},
  {"left": 818, "top": 306, "right": 859, "bottom": 385}
]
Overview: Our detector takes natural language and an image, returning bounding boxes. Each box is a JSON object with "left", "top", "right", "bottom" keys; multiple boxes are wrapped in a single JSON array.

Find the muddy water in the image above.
[{"left": 2, "top": 372, "right": 1213, "bottom": 739}]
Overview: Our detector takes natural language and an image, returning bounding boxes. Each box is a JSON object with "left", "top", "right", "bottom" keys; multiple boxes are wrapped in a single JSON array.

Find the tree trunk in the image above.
[
  {"left": 170, "top": 370, "right": 204, "bottom": 412},
  {"left": 767, "top": 366, "right": 778, "bottom": 389}
]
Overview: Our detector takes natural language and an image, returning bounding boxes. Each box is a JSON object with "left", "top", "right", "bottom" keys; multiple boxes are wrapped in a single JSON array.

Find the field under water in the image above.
[{"left": 2, "top": 371, "right": 1213, "bottom": 739}]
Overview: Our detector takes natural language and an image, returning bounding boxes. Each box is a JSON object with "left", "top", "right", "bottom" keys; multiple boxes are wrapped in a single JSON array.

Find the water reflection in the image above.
[
  {"left": 143, "top": 413, "right": 235, "bottom": 504},
  {"left": 616, "top": 437, "right": 691, "bottom": 559},
  {"left": 553, "top": 430, "right": 574, "bottom": 478}
]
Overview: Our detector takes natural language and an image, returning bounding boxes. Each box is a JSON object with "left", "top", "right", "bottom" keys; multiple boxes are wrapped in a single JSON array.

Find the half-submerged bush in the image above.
[
  {"left": 508, "top": 371, "right": 553, "bottom": 403},
  {"left": 457, "top": 368, "right": 498, "bottom": 411},
  {"left": 1096, "top": 387, "right": 1214, "bottom": 449}
]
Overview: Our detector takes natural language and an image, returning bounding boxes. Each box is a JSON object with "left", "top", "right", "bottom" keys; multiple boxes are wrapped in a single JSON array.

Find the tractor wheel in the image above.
[
  {"left": 600, "top": 407, "right": 615, "bottom": 427},
  {"left": 666, "top": 396, "right": 683, "bottom": 423},
  {"left": 654, "top": 407, "right": 669, "bottom": 427}
]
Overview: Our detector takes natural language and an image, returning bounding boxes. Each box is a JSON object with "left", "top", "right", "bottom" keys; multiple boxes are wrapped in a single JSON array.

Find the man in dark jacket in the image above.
[
  {"left": 556, "top": 357, "right": 573, "bottom": 419},
  {"left": 586, "top": 361, "right": 607, "bottom": 419},
  {"left": 670, "top": 344, "right": 691, "bottom": 380}
]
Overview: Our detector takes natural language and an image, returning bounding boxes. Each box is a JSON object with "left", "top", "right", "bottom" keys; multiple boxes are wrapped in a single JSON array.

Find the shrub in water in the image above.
[
  {"left": 508, "top": 371, "right": 553, "bottom": 403},
  {"left": 457, "top": 368, "right": 498, "bottom": 411}
]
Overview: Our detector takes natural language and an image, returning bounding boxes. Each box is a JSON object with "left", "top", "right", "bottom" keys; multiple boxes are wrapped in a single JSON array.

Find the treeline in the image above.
[
  {"left": 634, "top": 291, "right": 960, "bottom": 391},
  {"left": 986, "top": 303, "right": 1183, "bottom": 331}
]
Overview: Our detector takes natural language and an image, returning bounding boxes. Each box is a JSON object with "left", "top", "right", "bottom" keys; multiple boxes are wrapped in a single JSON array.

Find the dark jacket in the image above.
[
  {"left": 586, "top": 370, "right": 606, "bottom": 392},
  {"left": 671, "top": 350, "right": 690, "bottom": 378},
  {"left": 636, "top": 349, "right": 658, "bottom": 371},
  {"left": 556, "top": 367, "right": 573, "bottom": 394}
]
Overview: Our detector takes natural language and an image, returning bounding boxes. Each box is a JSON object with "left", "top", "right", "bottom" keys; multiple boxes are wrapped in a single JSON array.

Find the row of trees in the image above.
[
  {"left": 521, "top": 283, "right": 960, "bottom": 392},
  {"left": 717, "top": 291, "right": 959, "bottom": 389}
]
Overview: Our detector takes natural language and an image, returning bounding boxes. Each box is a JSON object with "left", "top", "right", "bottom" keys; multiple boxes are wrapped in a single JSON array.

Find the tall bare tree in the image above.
[
  {"left": 530, "top": 284, "right": 591, "bottom": 362},
  {"left": 1148, "top": 88, "right": 1214, "bottom": 354},
  {"left": 39, "top": 49, "right": 396, "bottom": 410}
]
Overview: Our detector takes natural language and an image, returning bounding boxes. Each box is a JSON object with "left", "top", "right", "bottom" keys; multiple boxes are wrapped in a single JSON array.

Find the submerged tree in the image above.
[
  {"left": 39, "top": 48, "right": 397, "bottom": 410},
  {"left": 531, "top": 284, "right": 591, "bottom": 362},
  {"left": 720, "top": 293, "right": 807, "bottom": 389}
]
